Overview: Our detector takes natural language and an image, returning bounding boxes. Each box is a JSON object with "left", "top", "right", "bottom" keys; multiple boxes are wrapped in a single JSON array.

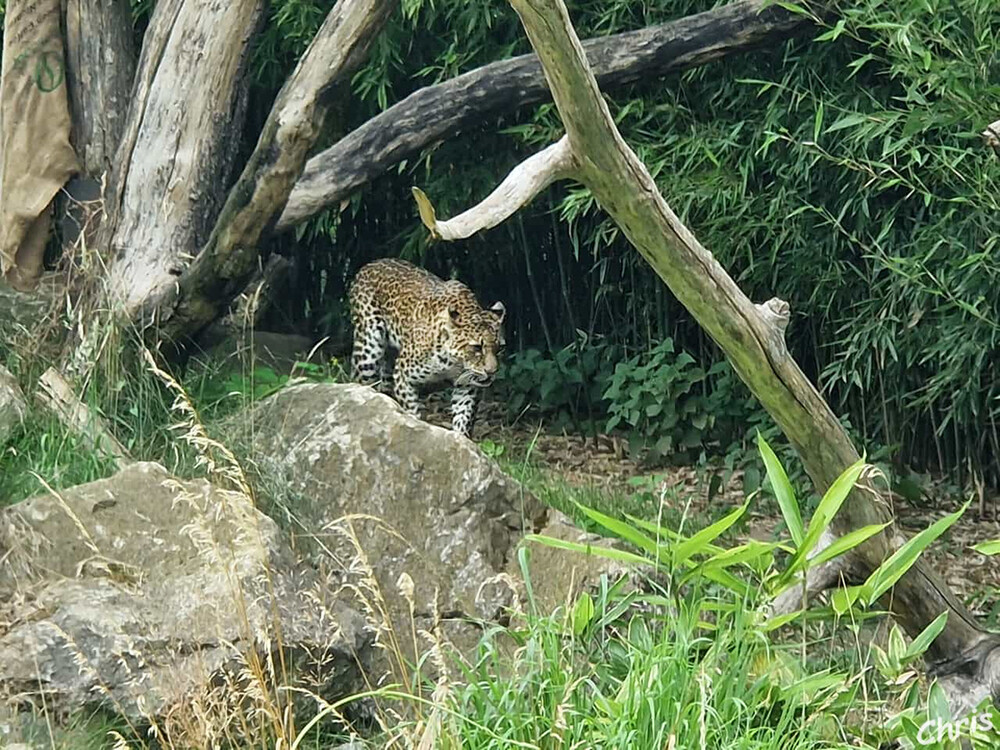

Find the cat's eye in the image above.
[{"left": 471, "top": 343, "right": 483, "bottom": 354}]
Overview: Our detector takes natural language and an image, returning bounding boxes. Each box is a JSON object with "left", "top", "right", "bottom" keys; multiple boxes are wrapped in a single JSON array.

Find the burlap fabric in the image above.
[{"left": 0, "top": 0, "right": 78, "bottom": 291}]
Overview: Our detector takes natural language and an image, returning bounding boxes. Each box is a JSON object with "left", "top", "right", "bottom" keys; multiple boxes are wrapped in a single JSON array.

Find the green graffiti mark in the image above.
[
  {"left": 33, "top": 50, "right": 64, "bottom": 92},
  {"left": 7, "top": 44, "right": 65, "bottom": 92}
]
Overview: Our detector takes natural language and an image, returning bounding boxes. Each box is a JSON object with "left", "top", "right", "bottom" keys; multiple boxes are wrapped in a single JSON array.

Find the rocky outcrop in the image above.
[
  {"left": 0, "top": 462, "right": 370, "bottom": 722},
  {"left": 241, "top": 383, "right": 548, "bottom": 658},
  {"left": 0, "top": 380, "right": 634, "bottom": 728},
  {"left": 513, "top": 509, "right": 637, "bottom": 616}
]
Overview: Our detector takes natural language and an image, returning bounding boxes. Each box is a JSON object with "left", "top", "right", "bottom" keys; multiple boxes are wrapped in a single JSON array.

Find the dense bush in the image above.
[
  {"left": 498, "top": 337, "right": 782, "bottom": 474},
  {"left": 499, "top": 339, "right": 618, "bottom": 430}
]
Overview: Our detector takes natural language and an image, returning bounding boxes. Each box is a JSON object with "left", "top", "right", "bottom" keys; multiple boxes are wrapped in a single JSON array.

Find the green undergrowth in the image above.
[
  {"left": 430, "top": 577, "right": 848, "bottom": 749},
  {"left": 0, "top": 340, "right": 342, "bottom": 507},
  {"left": 491, "top": 441, "right": 700, "bottom": 535}
]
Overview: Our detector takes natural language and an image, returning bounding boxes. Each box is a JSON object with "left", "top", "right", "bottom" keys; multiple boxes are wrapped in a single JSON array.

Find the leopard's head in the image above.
[{"left": 439, "top": 297, "right": 506, "bottom": 387}]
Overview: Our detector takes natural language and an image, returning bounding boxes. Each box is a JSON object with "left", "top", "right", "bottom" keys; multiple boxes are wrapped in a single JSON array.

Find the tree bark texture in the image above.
[
  {"left": 276, "top": 0, "right": 810, "bottom": 230},
  {"left": 63, "top": 0, "right": 136, "bottom": 179},
  {"left": 417, "top": 0, "right": 1000, "bottom": 714},
  {"left": 101, "top": 0, "right": 265, "bottom": 315},
  {"left": 147, "top": 0, "right": 397, "bottom": 343}
]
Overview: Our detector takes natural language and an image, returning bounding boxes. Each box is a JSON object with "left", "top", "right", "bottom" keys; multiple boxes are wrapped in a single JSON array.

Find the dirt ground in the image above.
[{"left": 425, "top": 396, "right": 1000, "bottom": 620}]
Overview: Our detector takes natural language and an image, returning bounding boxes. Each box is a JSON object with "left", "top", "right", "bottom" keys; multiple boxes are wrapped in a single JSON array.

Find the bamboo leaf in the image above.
[
  {"left": 524, "top": 534, "right": 651, "bottom": 568},
  {"left": 903, "top": 611, "right": 948, "bottom": 661},
  {"left": 863, "top": 503, "right": 968, "bottom": 603},
  {"left": 757, "top": 434, "right": 803, "bottom": 546}
]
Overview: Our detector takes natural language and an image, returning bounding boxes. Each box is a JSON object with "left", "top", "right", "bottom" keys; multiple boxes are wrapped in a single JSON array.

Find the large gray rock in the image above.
[
  {"left": 0, "top": 462, "right": 370, "bottom": 721},
  {"left": 0, "top": 364, "right": 26, "bottom": 445},
  {"left": 241, "top": 383, "right": 548, "bottom": 659},
  {"left": 512, "top": 509, "right": 637, "bottom": 616}
]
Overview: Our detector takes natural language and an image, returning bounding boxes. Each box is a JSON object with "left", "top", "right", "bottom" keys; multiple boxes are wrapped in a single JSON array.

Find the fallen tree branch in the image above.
[
  {"left": 149, "top": 0, "right": 396, "bottom": 344},
  {"left": 276, "top": 0, "right": 810, "bottom": 229},
  {"left": 412, "top": 136, "right": 575, "bottom": 240},
  {"left": 37, "top": 368, "right": 130, "bottom": 468}
]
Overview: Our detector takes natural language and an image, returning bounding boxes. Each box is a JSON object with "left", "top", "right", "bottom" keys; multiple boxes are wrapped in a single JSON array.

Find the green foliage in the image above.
[
  {"left": 293, "top": 0, "right": 999, "bottom": 489},
  {"left": 524, "top": 437, "right": 999, "bottom": 748},
  {"left": 190, "top": 359, "right": 345, "bottom": 420},
  {"left": 497, "top": 340, "right": 617, "bottom": 428},
  {"left": 499, "top": 337, "right": 779, "bottom": 473},
  {"left": 443, "top": 551, "right": 848, "bottom": 749},
  {"left": 603, "top": 338, "right": 725, "bottom": 462},
  {"left": 477, "top": 438, "right": 505, "bottom": 460},
  {"left": 0, "top": 416, "right": 112, "bottom": 507},
  {"left": 2, "top": 0, "right": 996, "bottom": 488}
]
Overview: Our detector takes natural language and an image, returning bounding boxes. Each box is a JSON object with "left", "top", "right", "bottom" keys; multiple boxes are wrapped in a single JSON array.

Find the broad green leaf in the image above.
[
  {"left": 768, "top": 1, "right": 814, "bottom": 17},
  {"left": 863, "top": 502, "right": 968, "bottom": 603},
  {"left": 761, "top": 610, "right": 804, "bottom": 632},
  {"left": 681, "top": 541, "right": 778, "bottom": 587},
  {"left": 831, "top": 585, "right": 864, "bottom": 616},
  {"left": 781, "top": 671, "right": 847, "bottom": 704},
  {"left": 524, "top": 535, "right": 651, "bottom": 568},
  {"left": 626, "top": 514, "right": 725, "bottom": 557},
  {"left": 783, "top": 459, "right": 865, "bottom": 579},
  {"left": 696, "top": 541, "right": 778, "bottom": 572},
  {"left": 757, "top": 434, "right": 803, "bottom": 546},
  {"left": 887, "top": 624, "right": 907, "bottom": 667},
  {"left": 825, "top": 112, "right": 869, "bottom": 133},
  {"left": 899, "top": 715, "right": 923, "bottom": 746},
  {"left": 903, "top": 611, "right": 948, "bottom": 661},
  {"left": 673, "top": 499, "right": 751, "bottom": 567},
  {"left": 571, "top": 593, "right": 594, "bottom": 636},
  {"left": 972, "top": 540, "right": 1000, "bottom": 556},
  {"left": 807, "top": 522, "right": 890, "bottom": 568},
  {"left": 702, "top": 567, "right": 749, "bottom": 597},
  {"left": 576, "top": 504, "right": 664, "bottom": 561},
  {"left": 927, "top": 681, "right": 952, "bottom": 724}
]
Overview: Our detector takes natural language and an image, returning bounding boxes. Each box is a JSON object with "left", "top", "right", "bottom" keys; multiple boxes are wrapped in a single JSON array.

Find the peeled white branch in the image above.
[
  {"left": 412, "top": 136, "right": 575, "bottom": 240},
  {"left": 984, "top": 119, "right": 1000, "bottom": 157}
]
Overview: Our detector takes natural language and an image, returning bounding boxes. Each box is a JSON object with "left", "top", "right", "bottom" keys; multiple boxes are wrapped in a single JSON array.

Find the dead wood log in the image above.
[
  {"left": 413, "top": 0, "right": 1000, "bottom": 714},
  {"left": 63, "top": 0, "right": 136, "bottom": 180},
  {"left": 276, "top": 0, "right": 811, "bottom": 230},
  {"left": 146, "top": 0, "right": 397, "bottom": 344},
  {"left": 101, "top": 0, "right": 266, "bottom": 315}
]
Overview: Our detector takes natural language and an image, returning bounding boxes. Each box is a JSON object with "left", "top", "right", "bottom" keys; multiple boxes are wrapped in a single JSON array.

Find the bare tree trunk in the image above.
[
  {"left": 277, "top": 0, "right": 810, "bottom": 230},
  {"left": 101, "top": 0, "right": 265, "bottom": 315},
  {"left": 147, "top": 0, "right": 397, "bottom": 345},
  {"left": 63, "top": 0, "right": 135, "bottom": 180},
  {"left": 413, "top": 0, "right": 1000, "bottom": 715},
  {"left": 57, "top": 0, "right": 135, "bottom": 254}
]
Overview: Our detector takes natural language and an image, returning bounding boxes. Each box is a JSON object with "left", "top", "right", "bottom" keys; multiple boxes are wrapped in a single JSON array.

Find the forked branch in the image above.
[
  {"left": 277, "top": 0, "right": 810, "bottom": 229},
  {"left": 150, "top": 0, "right": 396, "bottom": 343}
]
